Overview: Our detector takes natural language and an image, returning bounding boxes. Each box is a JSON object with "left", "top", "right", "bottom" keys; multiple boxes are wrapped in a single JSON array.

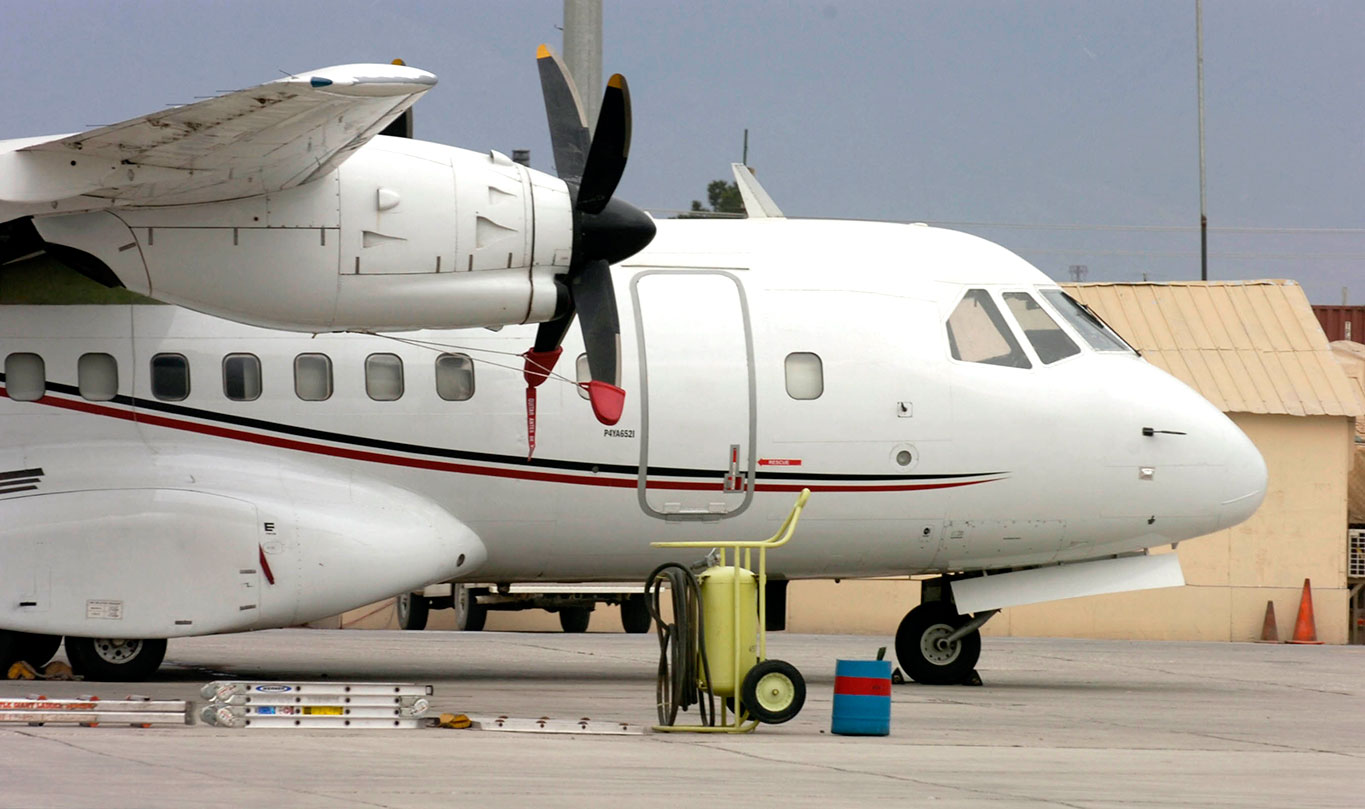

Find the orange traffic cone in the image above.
[
  {"left": 1255, "top": 600, "right": 1279, "bottom": 643},
  {"left": 1286, "top": 578, "right": 1324, "bottom": 645}
]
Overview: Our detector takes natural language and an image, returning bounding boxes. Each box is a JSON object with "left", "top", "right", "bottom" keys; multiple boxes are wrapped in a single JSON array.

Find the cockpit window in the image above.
[
  {"left": 1040, "top": 289, "right": 1134, "bottom": 353},
  {"left": 1003, "top": 292, "right": 1080, "bottom": 364},
  {"left": 946, "top": 289, "right": 1031, "bottom": 369}
]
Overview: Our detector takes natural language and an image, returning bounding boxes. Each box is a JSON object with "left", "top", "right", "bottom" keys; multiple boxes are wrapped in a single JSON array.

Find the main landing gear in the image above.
[
  {"left": 1, "top": 630, "right": 165, "bottom": 681},
  {"left": 64, "top": 637, "right": 167, "bottom": 681},
  {"left": 893, "top": 578, "right": 997, "bottom": 685},
  {"left": 0, "top": 630, "right": 63, "bottom": 672}
]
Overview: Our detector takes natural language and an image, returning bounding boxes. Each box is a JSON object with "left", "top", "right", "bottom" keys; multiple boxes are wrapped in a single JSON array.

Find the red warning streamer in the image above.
[{"left": 525, "top": 386, "right": 537, "bottom": 459}]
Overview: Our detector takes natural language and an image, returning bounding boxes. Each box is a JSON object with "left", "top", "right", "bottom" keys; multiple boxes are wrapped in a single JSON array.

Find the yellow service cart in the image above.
[{"left": 645, "top": 489, "right": 810, "bottom": 733}]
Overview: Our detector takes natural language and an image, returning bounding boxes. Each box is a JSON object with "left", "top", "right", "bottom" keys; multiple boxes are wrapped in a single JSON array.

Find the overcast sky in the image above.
[{"left": 2, "top": 1, "right": 1361, "bottom": 303}]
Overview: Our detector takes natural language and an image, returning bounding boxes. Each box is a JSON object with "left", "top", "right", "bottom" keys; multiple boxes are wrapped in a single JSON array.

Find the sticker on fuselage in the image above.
[{"left": 85, "top": 600, "right": 124, "bottom": 620}]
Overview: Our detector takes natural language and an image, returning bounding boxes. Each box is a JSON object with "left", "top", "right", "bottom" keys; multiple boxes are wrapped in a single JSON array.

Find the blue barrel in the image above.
[{"left": 831, "top": 659, "right": 892, "bottom": 736}]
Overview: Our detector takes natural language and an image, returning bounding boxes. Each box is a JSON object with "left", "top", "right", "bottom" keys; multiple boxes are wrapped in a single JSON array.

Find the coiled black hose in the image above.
[{"left": 645, "top": 562, "right": 715, "bottom": 727}]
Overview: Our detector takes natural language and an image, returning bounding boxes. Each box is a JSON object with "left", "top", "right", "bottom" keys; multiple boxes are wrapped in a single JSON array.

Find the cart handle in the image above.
[{"left": 651, "top": 489, "right": 810, "bottom": 551}]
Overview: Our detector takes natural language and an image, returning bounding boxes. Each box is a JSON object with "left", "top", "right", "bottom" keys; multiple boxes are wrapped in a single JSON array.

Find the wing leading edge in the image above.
[{"left": 0, "top": 63, "right": 436, "bottom": 209}]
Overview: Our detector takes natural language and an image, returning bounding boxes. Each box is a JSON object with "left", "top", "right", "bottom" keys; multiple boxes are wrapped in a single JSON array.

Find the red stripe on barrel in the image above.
[{"left": 834, "top": 675, "right": 891, "bottom": 697}]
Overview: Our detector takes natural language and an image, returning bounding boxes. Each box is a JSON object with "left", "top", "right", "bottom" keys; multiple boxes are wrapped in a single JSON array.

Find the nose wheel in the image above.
[{"left": 894, "top": 602, "right": 982, "bottom": 685}]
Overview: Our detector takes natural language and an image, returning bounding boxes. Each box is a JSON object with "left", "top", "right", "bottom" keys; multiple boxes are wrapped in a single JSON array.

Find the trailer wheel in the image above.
[
  {"left": 455, "top": 585, "right": 487, "bottom": 632},
  {"left": 559, "top": 606, "right": 591, "bottom": 633},
  {"left": 620, "top": 595, "right": 651, "bottom": 634},
  {"left": 396, "top": 593, "right": 429, "bottom": 631}
]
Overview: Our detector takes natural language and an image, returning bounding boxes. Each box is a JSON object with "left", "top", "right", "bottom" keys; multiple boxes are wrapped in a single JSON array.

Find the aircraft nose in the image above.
[{"left": 1216, "top": 417, "right": 1267, "bottom": 530}]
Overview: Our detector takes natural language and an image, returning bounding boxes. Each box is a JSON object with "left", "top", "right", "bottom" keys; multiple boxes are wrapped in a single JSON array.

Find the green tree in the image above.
[{"left": 689, "top": 179, "right": 744, "bottom": 215}]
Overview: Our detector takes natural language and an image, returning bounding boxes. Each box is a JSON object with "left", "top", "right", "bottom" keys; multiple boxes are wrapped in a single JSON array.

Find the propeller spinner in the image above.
[{"left": 522, "top": 45, "right": 655, "bottom": 426}]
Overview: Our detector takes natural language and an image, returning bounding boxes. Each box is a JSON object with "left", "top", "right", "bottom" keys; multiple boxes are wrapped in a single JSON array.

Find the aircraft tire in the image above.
[
  {"left": 454, "top": 585, "right": 486, "bottom": 632},
  {"left": 558, "top": 606, "right": 591, "bottom": 633},
  {"left": 64, "top": 637, "right": 167, "bottom": 681},
  {"left": 396, "top": 593, "right": 429, "bottom": 631},
  {"left": 619, "top": 595, "right": 651, "bottom": 634},
  {"left": 895, "top": 602, "right": 982, "bottom": 685},
  {"left": 9, "top": 632, "right": 63, "bottom": 669},
  {"left": 0, "top": 630, "right": 26, "bottom": 670}
]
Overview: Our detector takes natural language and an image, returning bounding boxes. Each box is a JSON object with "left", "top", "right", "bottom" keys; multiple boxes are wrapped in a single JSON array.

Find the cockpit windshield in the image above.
[
  {"left": 946, "top": 289, "right": 1031, "bottom": 369},
  {"left": 1002, "top": 292, "right": 1079, "bottom": 364},
  {"left": 1040, "top": 289, "right": 1135, "bottom": 353}
]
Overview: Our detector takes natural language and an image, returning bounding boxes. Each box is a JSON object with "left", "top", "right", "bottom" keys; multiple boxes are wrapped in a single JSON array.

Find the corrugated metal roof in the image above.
[{"left": 1061, "top": 280, "right": 1365, "bottom": 417}]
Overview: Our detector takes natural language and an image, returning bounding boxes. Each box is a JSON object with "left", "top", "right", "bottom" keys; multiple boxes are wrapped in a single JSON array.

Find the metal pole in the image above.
[
  {"left": 563, "top": 0, "right": 603, "bottom": 126},
  {"left": 1197, "top": 0, "right": 1208, "bottom": 281}
]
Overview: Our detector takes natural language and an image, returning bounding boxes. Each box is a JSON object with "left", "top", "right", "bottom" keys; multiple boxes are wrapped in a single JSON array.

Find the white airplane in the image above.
[{"left": 0, "top": 53, "right": 1267, "bottom": 683}]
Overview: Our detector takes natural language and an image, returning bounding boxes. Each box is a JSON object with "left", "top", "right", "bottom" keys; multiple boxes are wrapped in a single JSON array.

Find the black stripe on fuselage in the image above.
[{"left": 15, "top": 377, "right": 1004, "bottom": 484}]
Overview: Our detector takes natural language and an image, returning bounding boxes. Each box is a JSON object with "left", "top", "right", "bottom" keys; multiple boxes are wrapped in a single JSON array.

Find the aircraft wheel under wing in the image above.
[
  {"left": 1, "top": 630, "right": 63, "bottom": 671},
  {"left": 558, "top": 606, "right": 591, "bottom": 633},
  {"left": 64, "top": 637, "right": 167, "bottom": 681},
  {"left": 396, "top": 593, "right": 429, "bottom": 631},
  {"left": 895, "top": 602, "right": 981, "bottom": 685},
  {"left": 454, "top": 585, "right": 486, "bottom": 632}
]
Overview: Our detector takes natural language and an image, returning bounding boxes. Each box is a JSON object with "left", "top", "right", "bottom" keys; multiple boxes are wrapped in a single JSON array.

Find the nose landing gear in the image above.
[{"left": 894, "top": 601, "right": 994, "bottom": 685}]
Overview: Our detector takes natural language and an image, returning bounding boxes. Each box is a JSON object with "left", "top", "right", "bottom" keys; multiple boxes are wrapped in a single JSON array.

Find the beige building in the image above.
[{"left": 345, "top": 280, "right": 1365, "bottom": 644}]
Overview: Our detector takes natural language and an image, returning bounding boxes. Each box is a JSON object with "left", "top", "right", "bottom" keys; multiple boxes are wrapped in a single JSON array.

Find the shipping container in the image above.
[{"left": 1312, "top": 305, "right": 1365, "bottom": 342}]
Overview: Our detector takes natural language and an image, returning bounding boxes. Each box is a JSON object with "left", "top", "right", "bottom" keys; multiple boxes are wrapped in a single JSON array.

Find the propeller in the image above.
[{"left": 522, "top": 45, "right": 656, "bottom": 426}]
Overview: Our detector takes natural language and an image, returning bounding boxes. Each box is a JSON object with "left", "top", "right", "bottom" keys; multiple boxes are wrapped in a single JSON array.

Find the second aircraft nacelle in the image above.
[{"left": 28, "top": 136, "right": 577, "bottom": 332}]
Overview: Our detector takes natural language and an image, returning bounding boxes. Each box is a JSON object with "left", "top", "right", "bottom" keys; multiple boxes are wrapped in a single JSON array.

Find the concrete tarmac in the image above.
[{"left": 0, "top": 630, "right": 1360, "bottom": 808}]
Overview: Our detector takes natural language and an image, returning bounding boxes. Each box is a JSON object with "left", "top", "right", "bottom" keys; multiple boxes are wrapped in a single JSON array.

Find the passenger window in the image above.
[
  {"left": 946, "top": 290, "right": 1031, "bottom": 369},
  {"left": 223, "top": 354, "right": 262, "bottom": 401},
  {"left": 435, "top": 353, "right": 475, "bottom": 401},
  {"left": 784, "top": 352, "right": 824, "bottom": 400},
  {"left": 78, "top": 352, "right": 119, "bottom": 401},
  {"left": 294, "top": 353, "right": 333, "bottom": 401},
  {"left": 1040, "top": 289, "right": 1134, "bottom": 353},
  {"left": 574, "top": 353, "right": 590, "bottom": 400},
  {"left": 150, "top": 353, "right": 190, "bottom": 401},
  {"left": 365, "top": 353, "right": 404, "bottom": 401},
  {"left": 1003, "top": 293, "right": 1080, "bottom": 364},
  {"left": 3, "top": 353, "right": 45, "bottom": 402}
]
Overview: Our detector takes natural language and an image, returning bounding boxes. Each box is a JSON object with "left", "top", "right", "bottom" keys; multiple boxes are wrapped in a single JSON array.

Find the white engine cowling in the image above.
[{"left": 28, "top": 136, "right": 577, "bottom": 332}]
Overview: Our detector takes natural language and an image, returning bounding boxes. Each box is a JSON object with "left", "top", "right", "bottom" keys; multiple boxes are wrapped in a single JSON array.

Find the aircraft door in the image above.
[{"left": 632, "top": 270, "right": 755, "bottom": 520}]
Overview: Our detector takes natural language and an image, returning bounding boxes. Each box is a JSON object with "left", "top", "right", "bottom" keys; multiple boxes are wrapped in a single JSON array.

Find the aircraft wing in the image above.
[{"left": 0, "top": 63, "right": 435, "bottom": 208}]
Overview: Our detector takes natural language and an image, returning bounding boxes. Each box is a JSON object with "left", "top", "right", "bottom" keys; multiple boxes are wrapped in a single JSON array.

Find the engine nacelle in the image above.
[{"left": 28, "top": 136, "right": 576, "bottom": 332}]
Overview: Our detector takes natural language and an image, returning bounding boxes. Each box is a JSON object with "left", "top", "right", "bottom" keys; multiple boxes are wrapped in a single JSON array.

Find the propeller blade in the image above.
[
  {"left": 536, "top": 44, "right": 591, "bottom": 182},
  {"left": 576, "top": 74, "right": 631, "bottom": 215},
  {"left": 573, "top": 259, "right": 624, "bottom": 425}
]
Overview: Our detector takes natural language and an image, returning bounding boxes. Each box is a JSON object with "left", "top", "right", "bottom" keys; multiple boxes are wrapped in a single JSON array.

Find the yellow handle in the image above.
[{"left": 652, "top": 489, "right": 810, "bottom": 550}]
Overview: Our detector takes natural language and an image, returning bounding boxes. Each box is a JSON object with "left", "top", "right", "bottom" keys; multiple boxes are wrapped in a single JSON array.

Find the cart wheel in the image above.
[{"left": 739, "top": 659, "right": 805, "bottom": 724}]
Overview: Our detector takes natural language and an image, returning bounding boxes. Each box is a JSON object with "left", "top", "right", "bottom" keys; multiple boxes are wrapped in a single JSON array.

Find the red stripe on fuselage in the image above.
[{"left": 4, "top": 389, "right": 1004, "bottom": 494}]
